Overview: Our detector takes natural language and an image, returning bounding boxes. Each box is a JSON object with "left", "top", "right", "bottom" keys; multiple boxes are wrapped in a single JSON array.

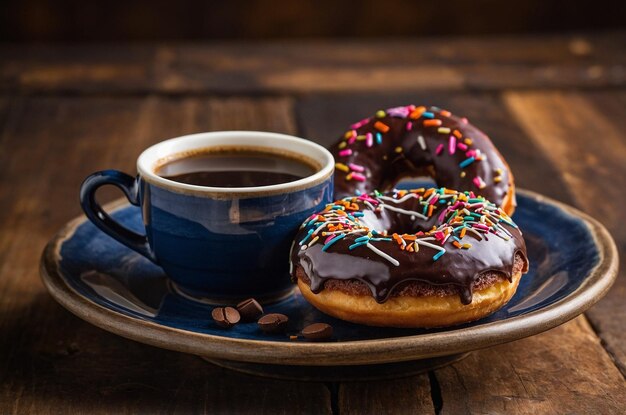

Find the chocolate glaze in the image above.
[
  {"left": 295, "top": 256, "right": 525, "bottom": 298},
  {"left": 330, "top": 106, "right": 514, "bottom": 209},
  {"left": 290, "top": 190, "right": 528, "bottom": 305}
]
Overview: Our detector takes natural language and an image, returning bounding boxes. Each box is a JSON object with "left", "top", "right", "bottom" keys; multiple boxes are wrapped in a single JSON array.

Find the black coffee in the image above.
[{"left": 156, "top": 148, "right": 317, "bottom": 187}]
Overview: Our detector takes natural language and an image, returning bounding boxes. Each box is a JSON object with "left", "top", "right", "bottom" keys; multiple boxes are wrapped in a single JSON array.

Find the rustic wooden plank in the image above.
[
  {"left": 585, "top": 91, "right": 626, "bottom": 133},
  {"left": 206, "top": 97, "right": 296, "bottom": 133},
  {"left": 109, "top": 32, "right": 626, "bottom": 93},
  {"left": 297, "top": 92, "right": 623, "bottom": 413},
  {"left": 436, "top": 317, "right": 626, "bottom": 414},
  {"left": 339, "top": 376, "right": 435, "bottom": 414},
  {"left": 504, "top": 90, "right": 626, "bottom": 253},
  {"left": 0, "top": 96, "right": 331, "bottom": 414},
  {"left": 1, "top": 31, "right": 625, "bottom": 94},
  {"left": 504, "top": 90, "right": 626, "bottom": 376},
  {"left": 0, "top": 44, "right": 159, "bottom": 94}
]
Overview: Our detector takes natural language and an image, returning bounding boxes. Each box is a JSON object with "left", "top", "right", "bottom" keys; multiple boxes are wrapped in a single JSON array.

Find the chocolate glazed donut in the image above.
[
  {"left": 330, "top": 105, "right": 517, "bottom": 215},
  {"left": 290, "top": 188, "right": 529, "bottom": 328}
]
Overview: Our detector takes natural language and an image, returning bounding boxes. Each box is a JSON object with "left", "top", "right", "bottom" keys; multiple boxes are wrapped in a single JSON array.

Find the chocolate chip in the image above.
[
  {"left": 302, "top": 323, "right": 333, "bottom": 341},
  {"left": 257, "top": 313, "right": 289, "bottom": 333},
  {"left": 212, "top": 307, "right": 240, "bottom": 328},
  {"left": 236, "top": 298, "right": 264, "bottom": 322}
]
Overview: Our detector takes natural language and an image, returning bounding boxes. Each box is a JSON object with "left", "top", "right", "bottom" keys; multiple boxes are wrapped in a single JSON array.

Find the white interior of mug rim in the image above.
[{"left": 137, "top": 131, "right": 335, "bottom": 196}]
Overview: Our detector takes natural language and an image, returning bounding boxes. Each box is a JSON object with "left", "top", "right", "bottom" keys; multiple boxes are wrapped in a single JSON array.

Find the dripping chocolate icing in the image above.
[{"left": 290, "top": 191, "right": 529, "bottom": 305}]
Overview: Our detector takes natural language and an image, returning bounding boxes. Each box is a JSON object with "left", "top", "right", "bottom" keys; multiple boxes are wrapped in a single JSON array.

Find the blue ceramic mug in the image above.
[{"left": 80, "top": 131, "right": 334, "bottom": 303}]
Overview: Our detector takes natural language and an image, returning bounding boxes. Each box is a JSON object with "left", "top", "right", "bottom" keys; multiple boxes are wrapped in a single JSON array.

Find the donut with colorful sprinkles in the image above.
[
  {"left": 290, "top": 188, "right": 529, "bottom": 328},
  {"left": 330, "top": 105, "right": 517, "bottom": 215}
]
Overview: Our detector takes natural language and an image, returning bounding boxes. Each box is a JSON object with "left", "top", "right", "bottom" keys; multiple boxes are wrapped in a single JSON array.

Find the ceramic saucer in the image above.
[{"left": 40, "top": 189, "right": 617, "bottom": 381}]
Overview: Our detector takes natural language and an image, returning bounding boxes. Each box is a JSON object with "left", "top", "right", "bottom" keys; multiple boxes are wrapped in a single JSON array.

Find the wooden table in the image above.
[{"left": 1, "top": 31, "right": 625, "bottom": 414}]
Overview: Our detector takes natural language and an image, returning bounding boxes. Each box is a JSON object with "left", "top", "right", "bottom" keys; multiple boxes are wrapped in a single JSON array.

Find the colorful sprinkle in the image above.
[
  {"left": 348, "top": 163, "right": 365, "bottom": 172},
  {"left": 432, "top": 250, "right": 446, "bottom": 261},
  {"left": 448, "top": 136, "right": 456, "bottom": 155},
  {"left": 417, "top": 134, "right": 427, "bottom": 150},
  {"left": 335, "top": 162, "right": 349, "bottom": 172},
  {"left": 438, "top": 127, "right": 451, "bottom": 134},
  {"left": 351, "top": 173, "right": 366, "bottom": 182},
  {"left": 409, "top": 106, "right": 426, "bottom": 119},
  {"left": 395, "top": 146, "right": 403, "bottom": 153},
  {"left": 366, "top": 243, "right": 400, "bottom": 266},
  {"left": 374, "top": 121, "right": 390, "bottom": 133},
  {"left": 387, "top": 106, "right": 410, "bottom": 117},
  {"left": 423, "top": 119, "right": 442, "bottom": 127},
  {"left": 322, "top": 233, "right": 346, "bottom": 251},
  {"left": 350, "top": 119, "right": 369, "bottom": 129},
  {"left": 473, "top": 176, "right": 486, "bottom": 189},
  {"left": 349, "top": 241, "right": 368, "bottom": 250},
  {"left": 308, "top": 235, "right": 319, "bottom": 247},
  {"left": 436, "top": 143, "right": 444, "bottom": 155},
  {"left": 459, "top": 157, "right": 475, "bottom": 168},
  {"left": 339, "top": 149, "right": 353, "bottom": 157}
]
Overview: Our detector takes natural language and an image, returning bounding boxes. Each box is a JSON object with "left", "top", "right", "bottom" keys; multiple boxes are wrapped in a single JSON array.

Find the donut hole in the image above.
[
  {"left": 361, "top": 198, "right": 436, "bottom": 236},
  {"left": 383, "top": 216, "right": 433, "bottom": 235},
  {"left": 394, "top": 175, "right": 437, "bottom": 191},
  {"left": 361, "top": 175, "right": 439, "bottom": 235}
]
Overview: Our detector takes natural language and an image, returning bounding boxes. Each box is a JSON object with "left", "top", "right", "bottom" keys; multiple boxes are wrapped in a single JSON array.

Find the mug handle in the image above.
[{"left": 79, "top": 170, "right": 155, "bottom": 261}]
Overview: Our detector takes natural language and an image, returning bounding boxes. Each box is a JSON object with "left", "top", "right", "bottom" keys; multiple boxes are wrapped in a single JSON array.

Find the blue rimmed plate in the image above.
[{"left": 40, "top": 189, "right": 617, "bottom": 379}]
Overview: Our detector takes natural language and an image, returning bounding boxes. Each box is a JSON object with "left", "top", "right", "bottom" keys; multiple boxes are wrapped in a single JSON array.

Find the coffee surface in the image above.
[{"left": 156, "top": 149, "right": 316, "bottom": 187}]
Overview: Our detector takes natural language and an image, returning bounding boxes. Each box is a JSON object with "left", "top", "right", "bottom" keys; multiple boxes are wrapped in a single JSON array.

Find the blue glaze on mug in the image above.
[
  {"left": 140, "top": 178, "right": 332, "bottom": 299},
  {"left": 80, "top": 131, "right": 335, "bottom": 302}
]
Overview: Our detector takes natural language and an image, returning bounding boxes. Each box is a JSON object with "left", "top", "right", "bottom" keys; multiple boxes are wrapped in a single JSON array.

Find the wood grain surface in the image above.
[
  {"left": 1, "top": 31, "right": 625, "bottom": 94},
  {"left": 1, "top": 31, "right": 625, "bottom": 414}
]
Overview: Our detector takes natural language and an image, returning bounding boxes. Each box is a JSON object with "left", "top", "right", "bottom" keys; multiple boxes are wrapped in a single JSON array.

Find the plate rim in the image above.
[{"left": 39, "top": 189, "right": 619, "bottom": 366}]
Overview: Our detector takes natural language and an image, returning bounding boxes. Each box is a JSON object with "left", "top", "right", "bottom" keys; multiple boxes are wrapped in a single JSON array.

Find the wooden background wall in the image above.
[{"left": 1, "top": 0, "right": 625, "bottom": 42}]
